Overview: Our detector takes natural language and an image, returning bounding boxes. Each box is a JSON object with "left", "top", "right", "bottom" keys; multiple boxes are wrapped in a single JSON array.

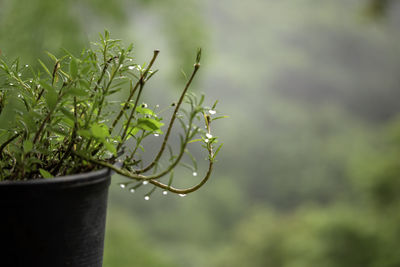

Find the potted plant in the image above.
[{"left": 0, "top": 31, "right": 223, "bottom": 267}]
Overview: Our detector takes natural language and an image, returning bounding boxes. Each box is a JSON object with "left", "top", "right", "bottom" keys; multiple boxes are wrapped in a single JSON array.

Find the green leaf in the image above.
[
  {"left": 137, "top": 118, "right": 164, "bottom": 132},
  {"left": 38, "top": 59, "right": 52, "bottom": 78},
  {"left": 23, "top": 140, "right": 33, "bottom": 153},
  {"left": 40, "top": 82, "right": 58, "bottom": 111},
  {"left": 60, "top": 107, "right": 75, "bottom": 120},
  {"left": 103, "top": 141, "right": 117, "bottom": 155},
  {"left": 46, "top": 51, "right": 58, "bottom": 63},
  {"left": 79, "top": 79, "right": 90, "bottom": 89},
  {"left": 65, "top": 87, "right": 88, "bottom": 97},
  {"left": 188, "top": 139, "right": 202, "bottom": 144},
  {"left": 77, "top": 129, "right": 92, "bottom": 138},
  {"left": 136, "top": 106, "right": 156, "bottom": 116},
  {"left": 90, "top": 123, "right": 109, "bottom": 139},
  {"left": 39, "top": 168, "right": 53, "bottom": 179},
  {"left": 69, "top": 57, "right": 78, "bottom": 80},
  {"left": 126, "top": 127, "right": 139, "bottom": 140}
]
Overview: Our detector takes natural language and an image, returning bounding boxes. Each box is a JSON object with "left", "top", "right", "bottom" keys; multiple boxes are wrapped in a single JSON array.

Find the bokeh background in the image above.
[{"left": 2, "top": 0, "right": 400, "bottom": 266}]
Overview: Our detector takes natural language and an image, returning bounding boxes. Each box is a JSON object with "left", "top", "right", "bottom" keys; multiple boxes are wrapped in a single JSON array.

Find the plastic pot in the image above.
[{"left": 0, "top": 168, "right": 111, "bottom": 267}]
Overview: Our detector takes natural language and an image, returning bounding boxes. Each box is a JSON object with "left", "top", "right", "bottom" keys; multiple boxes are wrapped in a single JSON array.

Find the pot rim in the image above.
[{"left": 0, "top": 168, "right": 111, "bottom": 189}]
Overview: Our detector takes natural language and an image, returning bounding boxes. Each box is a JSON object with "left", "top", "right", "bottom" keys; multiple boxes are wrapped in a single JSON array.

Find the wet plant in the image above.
[{"left": 0, "top": 31, "right": 224, "bottom": 196}]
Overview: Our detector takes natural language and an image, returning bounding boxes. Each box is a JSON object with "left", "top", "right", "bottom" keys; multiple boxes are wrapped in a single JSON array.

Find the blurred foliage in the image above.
[
  {"left": 0, "top": 0, "right": 207, "bottom": 73},
  {"left": 213, "top": 119, "right": 400, "bottom": 266}
]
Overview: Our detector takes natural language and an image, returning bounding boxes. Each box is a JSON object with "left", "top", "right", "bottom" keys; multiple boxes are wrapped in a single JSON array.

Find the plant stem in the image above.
[{"left": 137, "top": 63, "right": 200, "bottom": 174}]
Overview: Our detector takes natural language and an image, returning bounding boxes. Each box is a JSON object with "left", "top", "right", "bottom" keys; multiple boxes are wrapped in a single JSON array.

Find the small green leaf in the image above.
[
  {"left": 46, "top": 51, "right": 58, "bottom": 63},
  {"left": 103, "top": 141, "right": 117, "bottom": 155},
  {"left": 90, "top": 123, "right": 109, "bottom": 139},
  {"left": 70, "top": 57, "right": 78, "bottom": 79},
  {"left": 77, "top": 129, "right": 92, "bottom": 138},
  {"left": 40, "top": 82, "right": 58, "bottom": 111},
  {"left": 66, "top": 87, "right": 88, "bottom": 97},
  {"left": 136, "top": 106, "right": 156, "bottom": 116},
  {"left": 188, "top": 139, "right": 202, "bottom": 144},
  {"left": 39, "top": 168, "right": 53, "bottom": 179},
  {"left": 60, "top": 107, "right": 75, "bottom": 120},
  {"left": 79, "top": 79, "right": 90, "bottom": 89},
  {"left": 38, "top": 59, "right": 52, "bottom": 78},
  {"left": 127, "top": 127, "right": 139, "bottom": 137},
  {"left": 23, "top": 140, "right": 33, "bottom": 153},
  {"left": 137, "top": 118, "right": 164, "bottom": 132}
]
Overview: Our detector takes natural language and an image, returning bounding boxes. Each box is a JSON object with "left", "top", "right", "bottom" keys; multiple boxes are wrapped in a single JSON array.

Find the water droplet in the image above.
[
  {"left": 155, "top": 104, "right": 159, "bottom": 108},
  {"left": 141, "top": 103, "right": 148, "bottom": 108},
  {"left": 18, "top": 73, "right": 22, "bottom": 77},
  {"left": 192, "top": 172, "right": 198, "bottom": 177},
  {"left": 25, "top": 64, "right": 29, "bottom": 68},
  {"left": 144, "top": 196, "right": 150, "bottom": 200},
  {"left": 129, "top": 188, "right": 135, "bottom": 193},
  {"left": 205, "top": 139, "right": 209, "bottom": 143},
  {"left": 17, "top": 94, "right": 22, "bottom": 98},
  {"left": 129, "top": 59, "right": 133, "bottom": 62},
  {"left": 9, "top": 83, "right": 13, "bottom": 86},
  {"left": 128, "top": 66, "right": 135, "bottom": 70},
  {"left": 154, "top": 133, "right": 159, "bottom": 137},
  {"left": 206, "top": 133, "right": 213, "bottom": 139},
  {"left": 209, "top": 110, "right": 216, "bottom": 115},
  {"left": 119, "top": 184, "right": 126, "bottom": 188},
  {"left": 162, "top": 190, "right": 168, "bottom": 195},
  {"left": 179, "top": 194, "right": 186, "bottom": 197},
  {"left": 142, "top": 180, "right": 149, "bottom": 185},
  {"left": 29, "top": 80, "right": 33, "bottom": 83}
]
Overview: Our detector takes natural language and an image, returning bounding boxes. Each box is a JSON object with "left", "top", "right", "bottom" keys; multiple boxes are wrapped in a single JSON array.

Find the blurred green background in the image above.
[{"left": 2, "top": 0, "right": 400, "bottom": 266}]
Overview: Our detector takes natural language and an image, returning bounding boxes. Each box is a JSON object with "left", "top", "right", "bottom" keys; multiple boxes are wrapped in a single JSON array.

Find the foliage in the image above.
[{"left": 0, "top": 31, "right": 223, "bottom": 196}]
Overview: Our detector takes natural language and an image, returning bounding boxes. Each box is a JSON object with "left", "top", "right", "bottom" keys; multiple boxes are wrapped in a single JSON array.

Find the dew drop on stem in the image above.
[
  {"left": 144, "top": 196, "right": 150, "bottom": 200},
  {"left": 179, "top": 194, "right": 186, "bottom": 197},
  {"left": 192, "top": 172, "right": 198, "bottom": 177},
  {"left": 162, "top": 190, "right": 168, "bottom": 195},
  {"left": 142, "top": 180, "right": 149, "bottom": 185}
]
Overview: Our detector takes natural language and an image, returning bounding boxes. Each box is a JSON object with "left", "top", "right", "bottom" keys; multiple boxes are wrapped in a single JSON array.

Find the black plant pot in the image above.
[{"left": 0, "top": 168, "right": 111, "bottom": 267}]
